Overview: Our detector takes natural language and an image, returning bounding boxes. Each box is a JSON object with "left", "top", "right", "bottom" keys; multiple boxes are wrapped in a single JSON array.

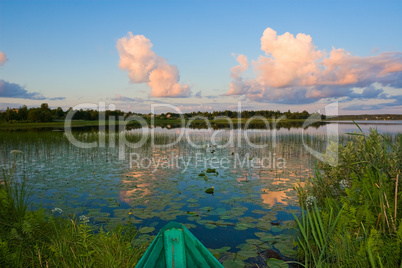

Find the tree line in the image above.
[
  {"left": 0, "top": 104, "right": 127, "bottom": 123},
  {"left": 0, "top": 103, "right": 323, "bottom": 123},
  {"left": 162, "top": 109, "right": 320, "bottom": 120}
]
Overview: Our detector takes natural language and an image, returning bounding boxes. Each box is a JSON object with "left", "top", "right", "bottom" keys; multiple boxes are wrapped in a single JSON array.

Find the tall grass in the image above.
[
  {"left": 0, "top": 154, "right": 146, "bottom": 267},
  {"left": 294, "top": 129, "right": 401, "bottom": 267}
]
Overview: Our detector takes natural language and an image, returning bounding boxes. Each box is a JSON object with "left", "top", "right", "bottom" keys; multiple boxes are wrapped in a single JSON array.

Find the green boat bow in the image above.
[{"left": 136, "top": 222, "right": 224, "bottom": 268}]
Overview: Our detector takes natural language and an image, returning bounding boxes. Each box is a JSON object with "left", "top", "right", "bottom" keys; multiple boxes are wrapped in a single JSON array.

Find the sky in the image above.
[{"left": 0, "top": 0, "right": 401, "bottom": 115}]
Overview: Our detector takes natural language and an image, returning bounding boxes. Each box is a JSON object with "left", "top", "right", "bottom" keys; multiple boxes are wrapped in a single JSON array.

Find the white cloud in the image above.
[
  {"left": 227, "top": 27, "right": 402, "bottom": 105},
  {"left": 117, "top": 33, "right": 190, "bottom": 98}
]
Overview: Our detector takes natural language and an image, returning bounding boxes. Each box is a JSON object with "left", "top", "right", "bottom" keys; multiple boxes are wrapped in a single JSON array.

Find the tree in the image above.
[
  {"left": 18, "top": 105, "right": 28, "bottom": 121},
  {"left": 27, "top": 109, "right": 40, "bottom": 122}
]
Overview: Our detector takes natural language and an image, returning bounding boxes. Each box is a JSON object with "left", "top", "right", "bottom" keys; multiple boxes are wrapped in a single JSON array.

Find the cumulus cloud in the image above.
[
  {"left": 117, "top": 32, "right": 190, "bottom": 98},
  {"left": 227, "top": 27, "right": 402, "bottom": 105},
  {"left": 0, "top": 80, "right": 46, "bottom": 100},
  {"left": 228, "top": 54, "right": 250, "bottom": 95},
  {"left": 0, "top": 51, "right": 7, "bottom": 66}
]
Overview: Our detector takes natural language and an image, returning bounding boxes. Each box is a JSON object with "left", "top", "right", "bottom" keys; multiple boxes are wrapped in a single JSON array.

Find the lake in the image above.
[{"left": 1, "top": 121, "right": 401, "bottom": 266}]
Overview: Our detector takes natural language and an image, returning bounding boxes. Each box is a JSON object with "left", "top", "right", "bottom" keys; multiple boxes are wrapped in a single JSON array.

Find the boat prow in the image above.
[{"left": 136, "top": 222, "right": 224, "bottom": 268}]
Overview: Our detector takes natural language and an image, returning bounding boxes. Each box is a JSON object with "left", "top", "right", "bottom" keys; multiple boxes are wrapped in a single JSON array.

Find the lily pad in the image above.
[
  {"left": 237, "top": 249, "right": 258, "bottom": 259},
  {"left": 267, "top": 258, "right": 288, "bottom": 268},
  {"left": 235, "top": 222, "right": 253, "bottom": 230},
  {"left": 183, "top": 223, "right": 196, "bottom": 229},
  {"left": 256, "top": 221, "right": 272, "bottom": 231},
  {"left": 215, "top": 246, "right": 231, "bottom": 252},
  {"left": 256, "top": 233, "right": 276, "bottom": 242},
  {"left": 139, "top": 227, "right": 155, "bottom": 234},
  {"left": 245, "top": 239, "right": 265, "bottom": 246},
  {"left": 205, "top": 187, "right": 214, "bottom": 194},
  {"left": 222, "top": 258, "right": 244, "bottom": 268},
  {"left": 204, "top": 223, "right": 217, "bottom": 229},
  {"left": 271, "top": 225, "right": 283, "bottom": 233}
]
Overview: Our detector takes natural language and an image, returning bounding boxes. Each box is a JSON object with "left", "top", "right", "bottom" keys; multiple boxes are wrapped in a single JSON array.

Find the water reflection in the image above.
[{"left": 260, "top": 189, "right": 290, "bottom": 206}]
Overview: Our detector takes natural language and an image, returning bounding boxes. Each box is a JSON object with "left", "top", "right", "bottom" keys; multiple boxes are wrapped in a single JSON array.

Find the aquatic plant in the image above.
[{"left": 294, "top": 129, "right": 402, "bottom": 267}]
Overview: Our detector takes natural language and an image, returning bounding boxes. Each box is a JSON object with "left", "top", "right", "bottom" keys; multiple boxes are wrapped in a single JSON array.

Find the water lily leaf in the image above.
[
  {"left": 183, "top": 223, "right": 196, "bottom": 229},
  {"left": 258, "top": 243, "right": 273, "bottom": 250},
  {"left": 149, "top": 221, "right": 159, "bottom": 227},
  {"left": 222, "top": 258, "right": 245, "bottom": 268},
  {"left": 252, "top": 209, "right": 267, "bottom": 215},
  {"left": 254, "top": 232, "right": 267, "bottom": 238},
  {"left": 245, "top": 239, "right": 265, "bottom": 245},
  {"left": 271, "top": 225, "right": 283, "bottom": 233},
  {"left": 205, "top": 187, "right": 214, "bottom": 194},
  {"left": 274, "top": 243, "right": 297, "bottom": 258},
  {"left": 139, "top": 227, "right": 155, "bottom": 234},
  {"left": 237, "top": 249, "right": 258, "bottom": 259},
  {"left": 281, "top": 220, "right": 296, "bottom": 229},
  {"left": 238, "top": 216, "right": 257, "bottom": 223},
  {"left": 256, "top": 221, "right": 271, "bottom": 231},
  {"left": 215, "top": 246, "right": 231, "bottom": 252},
  {"left": 267, "top": 258, "right": 288, "bottom": 268},
  {"left": 204, "top": 223, "right": 217, "bottom": 229},
  {"left": 258, "top": 233, "right": 277, "bottom": 242},
  {"left": 234, "top": 222, "right": 251, "bottom": 230}
]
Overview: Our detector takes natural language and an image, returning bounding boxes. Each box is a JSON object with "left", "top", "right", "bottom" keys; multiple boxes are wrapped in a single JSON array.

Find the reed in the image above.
[{"left": 294, "top": 128, "right": 402, "bottom": 267}]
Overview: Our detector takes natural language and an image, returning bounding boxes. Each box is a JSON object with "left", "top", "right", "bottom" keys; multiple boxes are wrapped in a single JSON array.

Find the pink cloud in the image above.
[
  {"left": 230, "top": 54, "right": 249, "bottom": 79},
  {"left": 117, "top": 32, "right": 190, "bottom": 98},
  {"left": 257, "top": 28, "right": 322, "bottom": 88},
  {"left": 0, "top": 51, "right": 8, "bottom": 66},
  {"left": 228, "top": 27, "right": 402, "bottom": 104},
  {"left": 228, "top": 54, "right": 250, "bottom": 95}
]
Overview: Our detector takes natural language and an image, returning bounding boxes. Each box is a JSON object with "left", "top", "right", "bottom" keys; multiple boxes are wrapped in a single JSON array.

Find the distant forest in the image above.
[
  {"left": 329, "top": 114, "right": 402, "bottom": 120},
  {"left": 1, "top": 103, "right": 400, "bottom": 123}
]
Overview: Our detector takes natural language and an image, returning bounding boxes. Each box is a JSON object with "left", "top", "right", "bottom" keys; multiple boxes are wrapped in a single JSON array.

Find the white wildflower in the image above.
[
  {"left": 305, "top": 196, "right": 317, "bottom": 207},
  {"left": 52, "top": 207, "right": 63, "bottom": 213},
  {"left": 339, "top": 179, "right": 349, "bottom": 190},
  {"left": 79, "top": 215, "right": 89, "bottom": 223}
]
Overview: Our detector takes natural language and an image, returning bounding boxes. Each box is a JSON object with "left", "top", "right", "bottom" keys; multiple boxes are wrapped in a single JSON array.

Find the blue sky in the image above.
[{"left": 0, "top": 0, "right": 401, "bottom": 114}]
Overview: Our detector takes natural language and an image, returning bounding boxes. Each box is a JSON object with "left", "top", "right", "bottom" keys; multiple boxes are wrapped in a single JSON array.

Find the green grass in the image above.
[
  {"left": 0, "top": 158, "right": 146, "bottom": 268},
  {"left": 0, "top": 120, "right": 117, "bottom": 129},
  {"left": 0, "top": 118, "right": 322, "bottom": 130},
  {"left": 294, "top": 129, "right": 402, "bottom": 267}
]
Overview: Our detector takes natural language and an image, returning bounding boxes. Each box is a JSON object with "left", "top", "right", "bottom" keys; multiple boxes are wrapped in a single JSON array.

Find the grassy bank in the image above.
[
  {"left": 0, "top": 118, "right": 326, "bottom": 130},
  {"left": 294, "top": 128, "right": 402, "bottom": 267},
  {"left": 0, "top": 159, "right": 145, "bottom": 267},
  {"left": 0, "top": 120, "right": 123, "bottom": 129}
]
